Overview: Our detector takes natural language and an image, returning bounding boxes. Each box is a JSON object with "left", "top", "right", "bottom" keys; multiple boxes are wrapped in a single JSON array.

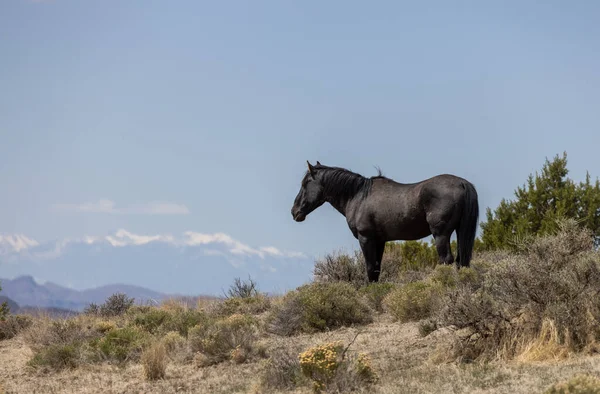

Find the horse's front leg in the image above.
[{"left": 359, "top": 236, "right": 382, "bottom": 283}]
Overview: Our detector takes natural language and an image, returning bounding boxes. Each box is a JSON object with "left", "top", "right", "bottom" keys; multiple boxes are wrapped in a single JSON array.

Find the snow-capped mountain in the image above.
[{"left": 0, "top": 230, "right": 314, "bottom": 306}]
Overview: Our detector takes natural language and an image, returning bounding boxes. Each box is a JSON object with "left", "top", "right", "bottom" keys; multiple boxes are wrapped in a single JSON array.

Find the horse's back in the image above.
[{"left": 355, "top": 174, "right": 471, "bottom": 240}]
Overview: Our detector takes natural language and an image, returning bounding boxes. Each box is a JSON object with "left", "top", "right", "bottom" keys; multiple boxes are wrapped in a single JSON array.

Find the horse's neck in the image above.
[{"left": 324, "top": 183, "right": 364, "bottom": 217}]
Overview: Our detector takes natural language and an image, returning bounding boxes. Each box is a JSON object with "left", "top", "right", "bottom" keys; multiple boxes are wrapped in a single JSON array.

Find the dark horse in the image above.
[{"left": 291, "top": 161, "right": 479, "bottom": 282}]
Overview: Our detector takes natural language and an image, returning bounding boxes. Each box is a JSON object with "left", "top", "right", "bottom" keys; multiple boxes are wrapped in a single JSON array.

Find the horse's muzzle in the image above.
[{"left": 291, "top": 209, "right": 306, "bottom": 222}]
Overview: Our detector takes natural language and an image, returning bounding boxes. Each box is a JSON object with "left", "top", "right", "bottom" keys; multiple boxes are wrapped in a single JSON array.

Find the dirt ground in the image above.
[{"left": 2, "top": 316, "right": 600, "bottom": 394}]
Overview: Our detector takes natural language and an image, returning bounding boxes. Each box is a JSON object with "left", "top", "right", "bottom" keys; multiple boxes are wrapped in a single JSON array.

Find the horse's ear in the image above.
[
  {"left": 316, "top": 161, "right": 321, "bottom": 166},
  {"left": 307, "top": 160, "right": 316, "bottom": 177}
]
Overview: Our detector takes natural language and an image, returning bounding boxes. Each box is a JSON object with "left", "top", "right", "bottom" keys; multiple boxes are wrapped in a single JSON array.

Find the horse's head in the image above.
[{"left": 291, "top": 161, "right": 325, "bottom": 222}]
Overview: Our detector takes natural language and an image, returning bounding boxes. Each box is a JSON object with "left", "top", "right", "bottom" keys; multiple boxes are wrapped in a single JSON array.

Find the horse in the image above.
[{"left": 291, "top": 161, "right": 479, "bottom": 282}]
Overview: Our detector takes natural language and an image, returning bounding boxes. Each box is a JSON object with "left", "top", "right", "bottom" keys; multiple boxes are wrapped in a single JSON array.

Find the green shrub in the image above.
[
  {"left": 188, "top": 313, "right": 258, "bottom": 366},
  {"left": 94, "top": 326, "right": 150, "bottom": 363},
  {"left": 167, "top": 309, "right": 208, "bottom": 336},
  {"left": 28, "top": 343, "right": 80, "bottom": 371},
  {"left": 359, "top": 283, "right": 395, "bottom": 312},
  {"left": 131, "top": 307, "right": 207, "bottom": 337},
  {"left": 214, "top": 294, "right": 271, "bottom": 317},
  {"left": 430, "top": 265, "right": 459, "bottom": 288},
  {"left": 545, "top": 374, "right": 600, "bottom": 394},
  {"left": 267, "top": 282, "right": 372, "bottom": 335},
  {"left": 133, "top": 309, "right": 172, "bottom": 334},
  {"left": 384, "top": 281, "right": 443, "bottom": 322}
]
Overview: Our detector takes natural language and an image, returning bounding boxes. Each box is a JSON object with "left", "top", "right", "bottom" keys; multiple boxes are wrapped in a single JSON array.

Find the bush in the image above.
[
  {"left": 438, "top": 219, "right": 600, "bottom": 361},
  {"left": 24, "top": 318, "right": 100, "bottom": 352},
  {"left": 188, "top": 314, "right": 258, "bottom": 366},
  {"left": 131, "top": 307, "right": 208, "bottom": 337},
  {"left": 359, "top": 283, "right": 395, "bottom": 312},
  {"left": 141, "top": 341, "right": 168, "bottom": 380},
  {"left": 94, "top": 326, "right": 150, "bottom": 363},
  {"left": 265, "top": 293, "right": 305, "bottom": 336},
  {"left": 161, "top": 331, "right": 189, "bottom": 364},
  {"left": 299, "top": 341, "right": 378, "bottom": 393},
  {"left": 214, "top": 294, "right": 271, "bottom": 317},
  {"left": 313, "top": 251, "right": 367, "bottom": 287},
  {"left": 267, "top": 282, "right": 372, "bottom": 335},
  {"left": 133, "top": 309, "right": 172, "bottom": 334},
  {"left": 545, "top": 374, "right": 600, "bottom": 394},
  {"left": 28, "top": 343, "right": 80, "bottom": 372},
  {"left": 299, "top": 342, "right": 344, "bottom": 392},
  {"left": 0, "top": 315, "right": 32, "bottom": 340},
  {"left": 85, "top": 293, "right": 135, "bottom": 317},
  {"left": 384, "top": 281, "right": 443, "bottom": 322}
]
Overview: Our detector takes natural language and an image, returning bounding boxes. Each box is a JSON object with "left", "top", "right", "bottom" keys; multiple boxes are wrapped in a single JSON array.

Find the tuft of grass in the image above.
[
  {"left": 141, "top": 341, "right": 168, "bottom": 380},
  {"left": 267, "top": 282, "right": 372, "bottom": 336}
]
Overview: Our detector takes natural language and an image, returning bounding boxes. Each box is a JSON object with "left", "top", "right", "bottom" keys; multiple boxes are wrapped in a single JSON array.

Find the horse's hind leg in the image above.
[{"left": 432, "top": 234, "right": 454, "bottom": 266}]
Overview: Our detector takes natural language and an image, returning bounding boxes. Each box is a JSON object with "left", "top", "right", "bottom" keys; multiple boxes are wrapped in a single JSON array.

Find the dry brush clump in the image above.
[
  {"left": 437, "top": 219, "right": 600, "bottom": 362},
  {"left": 84, "top": 292, "right": 135, "bottom": 317},
  {"left": 266, "top": 282, "right": 372, "bottom": 336},
  {"left": 544, "top": 374, "right": 600, "bottom": 394},
  {"left": 0, "top": 314, "right": 32, "bottom": 340},
  {"left": 257, "top": 347, "right": 306, "bottom": 391},
  {"left": 188, "top": 313, "right": 259, "bottom": 367},
  {"left": 24, "top": 317, "right": 104, "bottom": 372}
]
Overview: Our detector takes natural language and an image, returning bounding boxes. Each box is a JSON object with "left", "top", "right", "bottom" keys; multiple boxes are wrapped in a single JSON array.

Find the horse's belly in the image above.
[{"left": 380, "top": 213, "right": 431, "bottom": 241}]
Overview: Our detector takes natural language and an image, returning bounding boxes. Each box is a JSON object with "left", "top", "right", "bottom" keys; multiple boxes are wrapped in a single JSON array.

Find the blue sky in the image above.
[{"left": 1, "top": 0, "right": 600, "bottom": 268}]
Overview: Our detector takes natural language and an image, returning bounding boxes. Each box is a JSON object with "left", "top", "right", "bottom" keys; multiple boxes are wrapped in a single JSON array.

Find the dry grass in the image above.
[
  {"left": 4, "top": 319, "right": 600, "bottom": 393},
  {"left": 141, "top": 342, "right": 168, "bottom": 380}
]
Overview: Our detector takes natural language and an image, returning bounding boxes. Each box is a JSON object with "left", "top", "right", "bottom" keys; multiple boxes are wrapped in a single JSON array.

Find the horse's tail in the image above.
[{"left": 458, "top": 181, "right": 479, "bottom": 267}]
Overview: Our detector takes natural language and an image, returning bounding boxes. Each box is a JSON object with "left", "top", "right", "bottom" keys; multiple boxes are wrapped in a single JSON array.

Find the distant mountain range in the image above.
[
  {"left": 0, "top": 275, "right": 170, "bottom": 312},
  {"left": 0, "top": 231, "right": 314, "bottom": 306}
]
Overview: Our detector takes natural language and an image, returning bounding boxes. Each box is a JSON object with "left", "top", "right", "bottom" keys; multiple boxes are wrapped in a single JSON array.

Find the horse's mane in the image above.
[{"left": 305, "top": 164, "right": 387, "bottom": 198}]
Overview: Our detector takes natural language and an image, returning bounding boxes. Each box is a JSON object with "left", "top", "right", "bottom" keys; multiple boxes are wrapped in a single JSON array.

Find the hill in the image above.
[{"left": 0, "top": 275, "right": 169, "bottom": 311}]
